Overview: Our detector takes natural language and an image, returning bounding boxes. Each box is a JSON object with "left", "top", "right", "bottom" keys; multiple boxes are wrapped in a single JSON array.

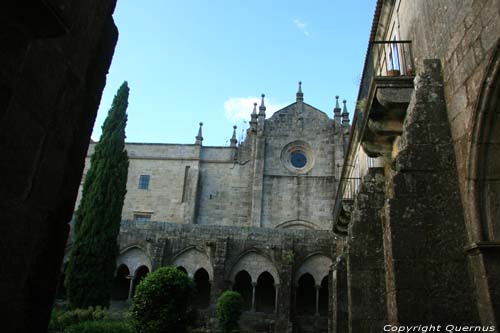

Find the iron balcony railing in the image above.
[
  {"left": 354, "top": 39, "right": 415, "bottom": 143},
  {"left": 341, "top": 177, "right": 361, "bottom": 201},
  {"left": 372, "top": 40, "right": 415, "bottom": 77}
]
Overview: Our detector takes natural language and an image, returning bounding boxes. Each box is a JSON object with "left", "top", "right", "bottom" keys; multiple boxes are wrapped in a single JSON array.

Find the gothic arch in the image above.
[
  {"left": 229, "top": 250, "right": 280, "bottom": 284},
  {"left": 116, "top": 246, "right": 152, "bottom": 275},
  {"left": 275, "top": 219, "right": 320, "bottom": 230},
  {"left": 294, "top": 253, "right": 332, "bottom": 285},
  {"left": 172, "top": 247, "right": 213, "bottom": 279},
  {"left": 468, "top": 40, "right": 500, "bottom": 242},
  {"left": 255, "top": 271, "right": 276, "bottom": 313},
  {"left": 233, "top": 270, "right": 253, "bottom": 310},
  {"left": 111, "top": 264, "right": 130, "bottom": 300},
  {"left": 193, "top": 268, "right": 211, "bottom": 309},
  {"left": 296, "top": 273, "right": 316, "bottom": 315}
]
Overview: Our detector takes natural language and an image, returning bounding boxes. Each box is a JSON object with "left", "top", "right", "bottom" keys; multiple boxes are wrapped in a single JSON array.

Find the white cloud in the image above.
[
  {"left": 224, "top": 97, "right": 286, "bottom": 122},
  {"left": 293, "top": 18, "right": 310, "bottom": 36}
]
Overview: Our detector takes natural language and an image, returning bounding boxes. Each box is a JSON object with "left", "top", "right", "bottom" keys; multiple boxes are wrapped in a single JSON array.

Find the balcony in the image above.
[
  {"left": 333, "top": 41, "right": 415, "bottom": 234},
  {"left": 359, "top": 40, "right": 415, "bottom": 160},
  {"left": 333, "top": 178, "right": 360, "bottom": 235}
]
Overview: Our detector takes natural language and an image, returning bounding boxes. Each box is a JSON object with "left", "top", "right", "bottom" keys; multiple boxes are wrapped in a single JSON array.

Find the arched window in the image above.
[
  {"left": 296, "top": 273, "right": 315, "bottom": 315},
  {"left": 112, "top": 264, "right": 130, "bottom": 300},
  {"left": 233, "top": 270, "right": 252, "bottom": 311},
  {"left": 256, "top": 271, "right": 275, "bottom": 313},
  {"left": 193, "top": 268, "right": 211, "bottom": 309},
  {"left": 319, "top": 276, "right": 329, "bottom": 316}
]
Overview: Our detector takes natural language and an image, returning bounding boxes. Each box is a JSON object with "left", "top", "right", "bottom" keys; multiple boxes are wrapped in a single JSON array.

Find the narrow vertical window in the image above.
[
  {"left": 138, "top": 175, "right": 150, "bottom": 189},
  {"left": 181, "top": 166, "right": 190, "bottom": 202}
]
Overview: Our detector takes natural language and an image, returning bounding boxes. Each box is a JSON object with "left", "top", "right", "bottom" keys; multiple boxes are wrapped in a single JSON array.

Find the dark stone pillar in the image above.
[
  {"left": 274, "top": 263, "right": 293, "bottom": 332},
  {"left": 382, "top": 60, "right": 479, "bottom": 324},
  {"left": 0, "top": 1, "right": 118, "bottom": 331},
  {"left": 209, "top": 238, "right": 229, "bottom": 313},
  {"left": 333, "top": 255, "right": 348, "bottom": 333},
  {"left": 347, "top": 168, "right": 386, "bottom": 332}
]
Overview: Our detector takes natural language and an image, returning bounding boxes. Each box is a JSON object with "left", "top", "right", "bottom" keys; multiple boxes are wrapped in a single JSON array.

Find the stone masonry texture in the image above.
[
  {"left": 382, "top": 60, "right": 478, "bottom": 324},
  {"left": 0, "top": 0, "right": 118, "bottom": 331}
]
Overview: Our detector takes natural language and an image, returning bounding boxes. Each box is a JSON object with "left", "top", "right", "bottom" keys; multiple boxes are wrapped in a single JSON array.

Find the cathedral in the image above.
[{"left": 71, "top": 85, "right": 351, "bottom": 332}]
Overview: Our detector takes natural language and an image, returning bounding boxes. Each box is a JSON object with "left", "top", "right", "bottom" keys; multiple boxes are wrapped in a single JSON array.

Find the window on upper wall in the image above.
[
  {"left": 138, "top": 175, "right": 150, "bottom": 189},
  {"left": 133, "top": 213, "right": 151, "bottom": 222}
]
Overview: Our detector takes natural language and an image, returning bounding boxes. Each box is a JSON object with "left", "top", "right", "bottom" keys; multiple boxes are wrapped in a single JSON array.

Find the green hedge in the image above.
[
  {"left": 64, "top": 320, "right": 135, "bottom": 333},
  {"left": 49, "top": 306, "right": 108, "bottom": 332}
]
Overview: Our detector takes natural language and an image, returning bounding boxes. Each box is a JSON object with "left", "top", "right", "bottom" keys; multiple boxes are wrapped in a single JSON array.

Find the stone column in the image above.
[
  {"left": 251, "top": 282, "right": 257, "bottom": 312},
  {"left": 332, "top": 255, "right": 349, "bottom": 333},
  {"left": 274, "top": 284, "right": 280, "bottom": 314},
  {"left": 347, "top": 168, "right": 387, "bottom": 331},
  {"left": 209, "top": 238, "right": 228, "bottom": 313},
  {"left": 315, "top": 285, "right": 320, "bottom": 316},
  {"left": 127, "top": 276, "right": 135, "bottom": 301},
  {"left": 381, "top": 60, "right": 478, "bottom": 325}
]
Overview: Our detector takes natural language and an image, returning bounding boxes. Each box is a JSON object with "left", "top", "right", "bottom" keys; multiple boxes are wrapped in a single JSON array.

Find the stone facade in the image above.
[
  {"left": 73, "top": 87, "right": 349, "bottom": 332},
  {"left": 334, "top": 0, "right": 500, "bottom": 331}
]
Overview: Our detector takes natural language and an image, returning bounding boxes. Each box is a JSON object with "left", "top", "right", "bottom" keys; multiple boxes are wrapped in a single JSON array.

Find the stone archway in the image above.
[
  {"left": 467, "top": 41, "right": 500, "bottom": 326},
  {"left": 275, "top": 219, "right": 320, "bottom": 230},
  {"left": 230, "top": 251, "right": 280, "bottom": 313},
  {"left": 116, "top": 246, "right": 152, "bottom": 277},
  {"left": 172, "top": 247, "right": 213, "bottom": 280},
  {"left": 296, "top": 273, "right": 315, "bottom": 315},
  {"left": 233, "top": 270, "right": 253, "bottom": 311},
  {"left": 229, "top": 251, "right": 280, "bottom": 284},
  {"left": 469, "top": 42, "right": 500, "bottom": 242},
  {"left": 193, "top": 268, "right": 211, "bottom": 309},
  {"left": 255, "top": 271, "right": 276, "bottom": 314},
  {"left": 294, "top": 254, "right": 332, "bottom": 316},
  {"left": 112, "top": 264, "right": 130, "bottom": 301},
  {"left": 131, "top": 265, "right": 149, "bottom": 297},
  {"left": 116, "top": 246, "right": 152, "bottom": 301}
]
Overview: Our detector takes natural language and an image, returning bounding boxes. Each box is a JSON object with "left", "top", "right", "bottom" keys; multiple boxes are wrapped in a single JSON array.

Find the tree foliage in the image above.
[
  {"left": 216, "top": 291, "right": 243, "bottom": 333},
  {"left": 131, "top": 267, "right": 194, "bottom": 333},
  {"left": 65, "top": 82, "right": 130, "bottom": 308}
]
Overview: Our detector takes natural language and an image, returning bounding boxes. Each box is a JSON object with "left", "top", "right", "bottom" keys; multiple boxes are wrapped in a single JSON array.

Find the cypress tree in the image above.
[{"left": 65, "top": 81, "right": 130, "bottom": 308}]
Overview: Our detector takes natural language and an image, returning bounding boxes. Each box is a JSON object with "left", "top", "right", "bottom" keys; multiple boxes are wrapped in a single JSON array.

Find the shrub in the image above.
[
  {"left": 49, "top": 306, "right": 108, "bottom": 333},
  {"left": 131, "top": 266, "right": 194, "bottom": 333},
  {"left": 216, "top": 291, "right": 243, "bottom": 333},
  {"left": 64, "top": 320, "right": 135, "bottom": 333}
]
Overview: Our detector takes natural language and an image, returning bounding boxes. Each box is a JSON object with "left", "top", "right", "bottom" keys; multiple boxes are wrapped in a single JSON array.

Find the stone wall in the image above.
[
  {"left": 380, "top": 60, "right": 478, "bottom": 325},
  {"left": 116, "top": 220, "right": 337, "bottom": 333},
  {"left": 196, "top": 160, "right": 253, "bottom": 226},
  {"left": 0, "top": 1, "right": 118, "bottom": 331},
  {"left": 383, "top": 0, "right": 500, "bottom": 240}
]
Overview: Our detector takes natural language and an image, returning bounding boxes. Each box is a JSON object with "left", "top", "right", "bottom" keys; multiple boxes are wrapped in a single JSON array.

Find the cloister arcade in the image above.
[
  {"left": 106, "top": 243, "right": 333, "bottom": 330},
  {"left": 111, "top": 246, "right": 152, "bottom": 301},
  {"left": 294, "top": 254, "right": 332, "bottom": 316},
  {"left": 229, "top": 251, "right": 280, "bottom": 314}
]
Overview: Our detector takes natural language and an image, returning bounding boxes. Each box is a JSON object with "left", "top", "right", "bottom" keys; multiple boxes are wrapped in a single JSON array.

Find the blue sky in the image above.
[{"left": 92, "top": 1, "right": 376, "bottom": 146}]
